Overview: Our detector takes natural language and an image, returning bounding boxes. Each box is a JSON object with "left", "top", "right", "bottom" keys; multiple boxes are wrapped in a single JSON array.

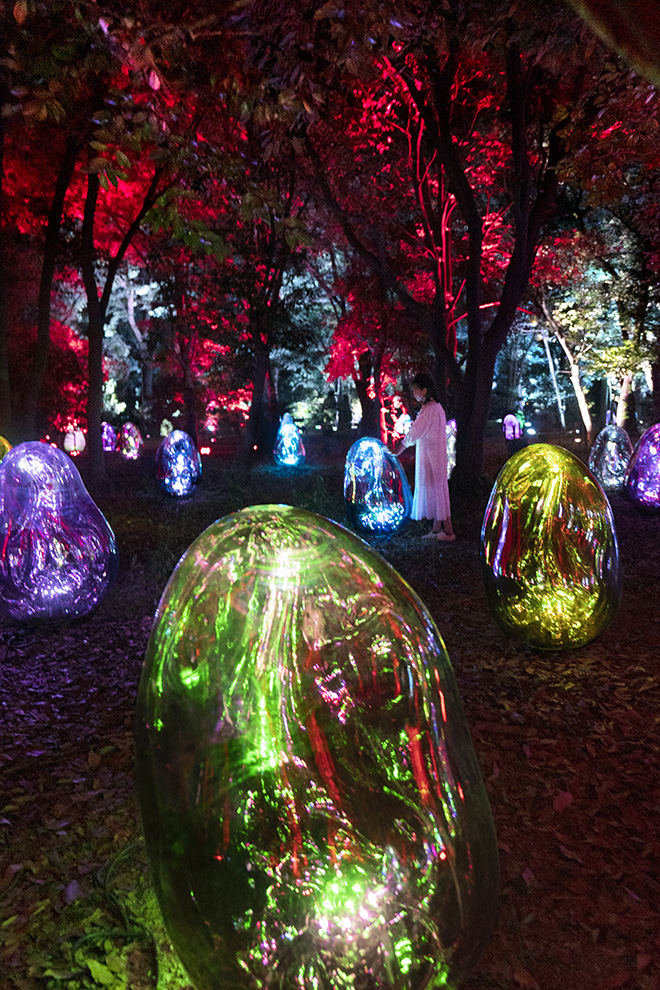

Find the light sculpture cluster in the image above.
[
  {"left": 273, "top": 413, "right": 305, "bottom": 467},
  {"left": 624, "top": 422, "right": 660, "bottom": 509},
  {"left": 117, "top": 422, "right": 143, "bottom": 460},
  {"left": 588, "top": 424, "right": 633, "bottom": 490},
  {"left": 0, "top": 442, "right": 118, "bottom": 622},
  {"left": 155, "top": 430, "right": 202, "bottom": 497},
  {"left": 101, "top": 422, "right": 117, "bottom": 452},
  {"left": 135, "top": 504, "right": 499, "bottom": 990},
  {"left": 344, "top": 436, "right": 412, "bottom": 533},
  {"left": 481, "top": 444, "right": 621, "bottom": 650}
]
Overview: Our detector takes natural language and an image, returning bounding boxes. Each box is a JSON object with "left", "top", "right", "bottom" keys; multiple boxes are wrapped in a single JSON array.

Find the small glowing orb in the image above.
[
  {"left": 135, "top": 505, "right": 499, "bottom": 990},
  {"left": 481, "top": 444, "right": 621, "bottom": 650},
  {"left": 155, "top": 430, "right": 202, "bottom": 497},
  {"left": 588, "top": 424, "right": 633, "bottom": 490},
  {"left": 447, "top": 418, "right": 457, "bottom": 478},
  {"left": 0, "top": 436, "right": 12, "bottom": 461},
  {"left": 101, "top": 422, "right": 117, "bottom": 452},
  {"left": 344, "top": 437, "right": 412, "bottom": 533},
  {"left": 117, "top": 422, "right": 143, "bottom": 460},
  {"left": 273, "top": 413, "right": 305, "bottom": 467},
  {"left": 624, "top": 422, "right": 660, "bottom": 509},
  {"left": 63, "top": 429, "right": 86, "bottom": 455},
  {"left": 0, "top": 442, "right": 118, "bottom": 622}
]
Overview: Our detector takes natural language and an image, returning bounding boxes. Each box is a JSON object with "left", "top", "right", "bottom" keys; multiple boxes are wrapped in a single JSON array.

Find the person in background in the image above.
[
  {"left": 503, "top": 411, "right": 524, "bottom": 455},
  {"left": 394, "top": 372, "right": 455, "bottom": 542}
]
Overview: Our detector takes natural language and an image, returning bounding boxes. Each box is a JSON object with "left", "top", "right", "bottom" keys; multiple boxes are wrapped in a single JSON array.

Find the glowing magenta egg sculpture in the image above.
[
  {"left": 344, "top": 436, "right": 412, "bottom": 533},
  {"left": 117, "top": 422, "right": 143, "bottom": 460},
  {"left": 155, "top": 430, "right": 202, "bottom": 497},
  {"left": 481, "top": 444, "right": 621, "bottom": 650},
  {"left": 135, "top": 505, "right": 499, "bottom": 990},
  {"left": 273, "top": 412, "right": 306, "bottom": 467},
  {"left": 624, "top": 422, "right": 660, "bottom": 509},
  {"left": 0, "top": 442, "right": 118, "bottom": 622},
  {"left": 588, "top": 424, "right": 633, "bottom": 490},
  {"left": 101, "top": 421, "right": 117, "bottom": 452}
]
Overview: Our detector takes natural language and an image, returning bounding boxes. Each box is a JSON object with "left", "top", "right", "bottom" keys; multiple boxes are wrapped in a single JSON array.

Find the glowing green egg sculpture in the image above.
[
  {"left": 135, "top": 505, "right": 499, "bottom": 990},
  {"left": 481, "top": 444, "right": 621, "bottom": 650}
]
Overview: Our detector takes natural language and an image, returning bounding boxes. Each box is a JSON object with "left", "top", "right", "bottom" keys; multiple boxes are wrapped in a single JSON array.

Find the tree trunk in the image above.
[
  {"left": 243, "top": 322, "right": 271, "bottom": 463},
  {"left": 81, "top": 173, "right": 108, "bottom": 489},
  {"left": 651, "top": 358, "right": 660, "bottom": 425},
  {"left": 19, "top": 136, "right": 79, "bottom": 440},
  {"left": 0, "top": 96, "right": 11, "bottom": 437}
]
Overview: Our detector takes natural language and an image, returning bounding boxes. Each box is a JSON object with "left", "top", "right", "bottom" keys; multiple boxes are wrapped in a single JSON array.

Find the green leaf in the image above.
[{"left": 86, "top": 958, "right": 116, "bottom": 986}]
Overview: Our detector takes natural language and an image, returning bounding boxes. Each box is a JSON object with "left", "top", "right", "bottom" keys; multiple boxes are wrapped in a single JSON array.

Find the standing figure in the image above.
[{"left": 394, "top": 373, "right": 455, "bottom": 541}]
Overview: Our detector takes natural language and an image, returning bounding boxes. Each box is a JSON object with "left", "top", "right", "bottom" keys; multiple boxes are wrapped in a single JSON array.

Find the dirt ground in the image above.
[{"left": 1, "top": 435, "right": 659, "bottom": 990}]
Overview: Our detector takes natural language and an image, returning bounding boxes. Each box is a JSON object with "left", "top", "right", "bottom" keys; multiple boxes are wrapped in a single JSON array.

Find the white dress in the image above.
[{"left": 401, "top": 400, "right": 450, "bottom": 521}]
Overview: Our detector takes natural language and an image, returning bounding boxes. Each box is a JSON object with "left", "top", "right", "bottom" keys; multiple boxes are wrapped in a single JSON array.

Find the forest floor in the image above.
[{"left": 1, "top": 434, "right": 659, "bottom": 990}]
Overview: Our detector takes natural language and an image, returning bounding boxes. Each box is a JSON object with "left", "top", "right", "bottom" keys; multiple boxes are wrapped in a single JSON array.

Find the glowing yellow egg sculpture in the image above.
[
  {"left": 481, "top": 444, "right": 621, "bottom": 650},
  {"left": 135, "top": 505, "right": 499, "bottom": 990}
]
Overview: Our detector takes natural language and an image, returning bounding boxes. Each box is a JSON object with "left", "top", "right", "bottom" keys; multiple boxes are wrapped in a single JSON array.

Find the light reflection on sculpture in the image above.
[
  {"left": 588, "top": 424, "right": 633, "bottom": 490},
  {"left": 135, "top": 505, "right": 499, "bottom": 990},
  {"left": 624, "top": 422, "right": 660, "bottom": 509},
  {"left": 101, "top": 422, "right": 117, "bottom": 452},
  {"left": 481, "top": 444, "right": 621, "bottom": 650},
  {"left": 447, "top": 419, "right": 457, "bottom": 478},
  {"left": 344, "top": 437, "right": 412, "bottom": 533},
  {"left": 0, "top": 436, "right": 12, "bottom": 461},
  {"left": 155, "top": 430, "right": 202, "bottom": 497},
  {"left": 117, "top": 422, "right": 143, "bottom": 460},
  {"left": 273, "top": 412, "right": 305, "bottom": 467},
  {"left": 0, "top": 442, "right": 118, "bottom": 622}
]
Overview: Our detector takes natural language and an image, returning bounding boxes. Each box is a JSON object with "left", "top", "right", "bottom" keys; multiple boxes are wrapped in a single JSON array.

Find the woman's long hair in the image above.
[{"left": 411, "top": 372, "right": 439, "bottom": 403}]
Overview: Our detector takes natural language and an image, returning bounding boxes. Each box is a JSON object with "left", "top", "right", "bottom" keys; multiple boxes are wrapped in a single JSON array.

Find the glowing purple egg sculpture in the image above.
[
  {"left": 101, "top": 421, "right": 117, "bottom": 452},
  {"left": 344, "top": 437, "right": 412, "bottom": 533},
  {"left": 588, "top": 424, "right": 633, "bottom": 490},
  {"left": 117, "top": 422, "right": 144, "bottom": 460},
  {"left": 155, "top": 430, "right": 202, "bottom": 497},
  {"left": 624, "top": 422, "right": 660, "bottom": 509},
  {"left": 273, "top": 413, "right": 306, "bottom": 467},
  {"left": 0, "top": 442, "right": 118, "bottom": 622}
]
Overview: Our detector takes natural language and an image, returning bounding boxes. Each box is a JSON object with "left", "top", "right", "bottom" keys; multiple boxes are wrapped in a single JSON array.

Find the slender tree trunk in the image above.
[
  {"left": 616, "top": 370, "right": 637, "bottom": 437},
  {"left": 244, "top": 320, "right": 271, "bottom": 463},
  {"left": 0, "top": 103, "right": 10, "bottom": 437},
  {"left": 19, "top": 136, "right": 79, "bottom": 439},
  {"left": 541, "top": 329, "right": 566, "bottom": 430},
  {"left": 81, "top": 173, "right": 107, "bottom": 488},
  {"left": 651, "top": 358, "right": 660, "bottom": 425}
]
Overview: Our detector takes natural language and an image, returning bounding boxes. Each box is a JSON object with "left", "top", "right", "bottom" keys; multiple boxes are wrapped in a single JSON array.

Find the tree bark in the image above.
[{"left": 81, "top": 172, "right": 107, "bottom": 488}]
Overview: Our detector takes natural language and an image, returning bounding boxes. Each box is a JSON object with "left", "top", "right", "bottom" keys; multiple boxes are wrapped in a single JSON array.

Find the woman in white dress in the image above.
[{"left": 394, "top": 373, "right": 455, "bottom": 541}]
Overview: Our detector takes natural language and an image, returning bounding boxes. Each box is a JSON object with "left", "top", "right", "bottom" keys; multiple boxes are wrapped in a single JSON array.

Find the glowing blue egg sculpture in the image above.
[
  {"left": 481, "top": 444, "right": 621, "bottom": 650},
  {"left": 588, "top": 424, "right": 633, "bottom": 490},
  {"left": 344, "top": 437, "right": 412, "bottom": 533},
  {"left": 155, "top": 430, "right": 202, "bottom": 497},
  {"left": 117, "top": 422, "right": 143, "bottom": 460},
  {"left": 624, "top": 422, "right": 660, "bottom": 509},
  {"left": 273, "top": 413, "right": 305, "bottom": 467},
  {"left": 0, "top": 442, "right": 118, "bottom": 622},
  {"left": 447, "top": 418, "right": 457, "bottom": 478},
  {"left": 135, "top": 504, "right": 499, "bottom": 990},
  {"left": 101, "top": 421, "right": 117, "bottom": 452}
]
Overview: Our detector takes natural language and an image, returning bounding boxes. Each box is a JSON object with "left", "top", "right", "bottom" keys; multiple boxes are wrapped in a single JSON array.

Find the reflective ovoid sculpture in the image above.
[
  {"left": 447, "top": 418, "right": 457, "bottom": 478},
  {"left": 624, "top": 422, "right": 660, "bottom": 509},
  {"left": 101, "top": 421, "right": 117, "bottom": 452},
  {"left": 0, "top": 436, "right": 12, "bottom": 461},
  {"left": 117, "top": 422, "right": 143, "bottom": 460},
  {"left": 273, "top": 412, "right": 305, "bottom": 467},
  {"left": 481, "top": 444, "right": 621, "bottom": 650},
  {"left": 0, "top": 442, "right": 118, "bottom": 622},
  {"left": 135, "top": 505, "right": 499, "bottom": 990},
  {"left": 63, "top": 429, "right": 86, "bottom": 455},
  {"left": 588, "top": 424, "right": 633, "bottom": 490},
  {"left": 344, "top": 437, "right": 412, "bottom": 533},
  {"left": 155, "top": 430, "right": 202, "bottom": 497}
]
